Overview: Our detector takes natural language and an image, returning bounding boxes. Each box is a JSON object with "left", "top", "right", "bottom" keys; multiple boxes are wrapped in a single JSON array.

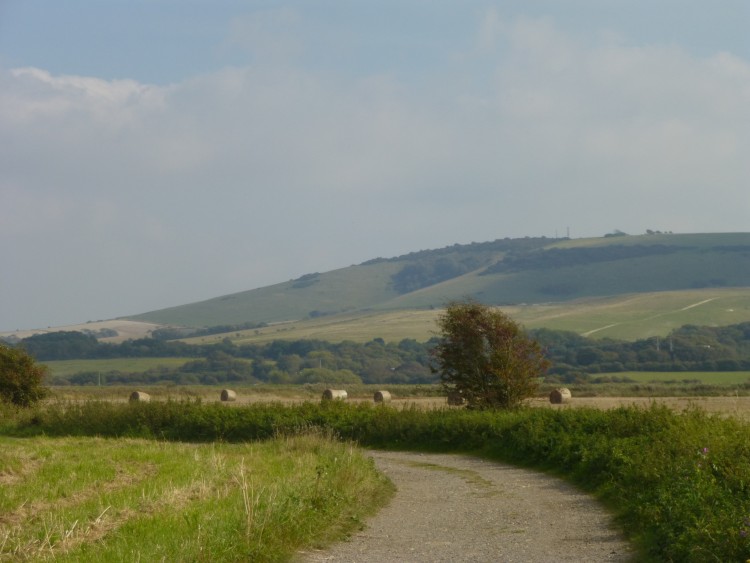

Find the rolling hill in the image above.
[{"left": 125, "top": 232, "right": 750, "bottom": 341}]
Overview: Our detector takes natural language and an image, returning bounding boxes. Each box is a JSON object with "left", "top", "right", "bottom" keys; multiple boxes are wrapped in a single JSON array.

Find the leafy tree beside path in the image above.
[{"left": 432, "top": 299, "right": 550, "bottom": 409}]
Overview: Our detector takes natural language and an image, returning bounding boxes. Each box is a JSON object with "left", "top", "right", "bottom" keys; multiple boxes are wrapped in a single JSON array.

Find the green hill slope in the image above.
[
  {"left": 180, "top": 288, "right": 750, "bottom": 344},
  {"left": 129, "top": 262, "right": 404, "bottom": 327},
  {"left": 128, "top": 232, "right": 750, "bottom": 331}
]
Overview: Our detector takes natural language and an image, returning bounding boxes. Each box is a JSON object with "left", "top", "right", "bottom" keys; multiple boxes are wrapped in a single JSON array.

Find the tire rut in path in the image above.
[{"left": 298, "top": 451, "right": 633, "bottom": 562}]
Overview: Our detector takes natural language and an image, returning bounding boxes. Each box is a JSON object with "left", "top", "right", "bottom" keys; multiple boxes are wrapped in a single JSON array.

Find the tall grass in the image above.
[
  {"left": 7, "top": 399, "right": 750, "bottom": 560},
  {"left": 0, "top": 431, "right": 393, "bottom": 562}
]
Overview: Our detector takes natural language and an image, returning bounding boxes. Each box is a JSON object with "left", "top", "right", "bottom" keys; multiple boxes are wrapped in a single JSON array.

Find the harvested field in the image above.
[
  {"left": 45, "top": 385, "right": 750, "bottom": 420},
  {"left": 533, "top": 395, "right": 750, "bottom": 419}
]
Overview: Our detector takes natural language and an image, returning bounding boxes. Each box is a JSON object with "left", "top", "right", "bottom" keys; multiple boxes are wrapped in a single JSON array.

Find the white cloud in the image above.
[{"left": 5, "top": 67, "right": 164, "bottom": 125}]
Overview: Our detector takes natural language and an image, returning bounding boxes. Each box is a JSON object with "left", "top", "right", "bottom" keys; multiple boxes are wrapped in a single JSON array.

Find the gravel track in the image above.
[{"left": 298, "top": 451, "right": 633, "bottom": 562}]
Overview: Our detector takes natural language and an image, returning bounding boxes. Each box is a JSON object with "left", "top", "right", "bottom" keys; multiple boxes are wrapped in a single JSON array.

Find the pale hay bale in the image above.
[
  {"left": 322, "top": 389, "right": 348, "bottom": 401},
  {"left": 549, "top": 388, "right": 572, "bottom": 404},
  {"left": 447, "top": 391, "right": 465, "bottom": 406},
  {"left": 129, "top": 391, "right": 150, "bottom": 402},
  {"left": 374, "top": 390, "right": 392, "bottom": 403},
  {"left": 220, "top": 389, "right": 237, "bottom": 402}
]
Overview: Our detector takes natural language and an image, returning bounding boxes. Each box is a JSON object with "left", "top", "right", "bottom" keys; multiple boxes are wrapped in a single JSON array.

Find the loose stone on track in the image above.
[{"left": 298, "top": 451, "right": 633, "bottom": 562}]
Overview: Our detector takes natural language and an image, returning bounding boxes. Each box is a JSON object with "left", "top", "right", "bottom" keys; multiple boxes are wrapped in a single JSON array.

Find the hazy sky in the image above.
[{"left": 2, "top": 1, "right": 749, "bottom": 331}]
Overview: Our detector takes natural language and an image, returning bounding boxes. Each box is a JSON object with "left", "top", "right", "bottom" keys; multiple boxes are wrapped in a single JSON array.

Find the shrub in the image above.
[
  {"left": 432, "top": 299, "right": 549, "bottom": 409},
  {"left": 0, "top": 345, "right": 49, "bottom": 407}
]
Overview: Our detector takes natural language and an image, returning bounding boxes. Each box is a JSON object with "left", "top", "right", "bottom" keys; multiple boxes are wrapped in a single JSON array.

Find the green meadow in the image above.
[
  {"left": 0, "top": 430, "right": 392, "bottom": 562},
  {"left": 182, "top": 288, "right": 750, "bottom": 345},
  {"left": 128, "top": 233, "right": 750, "bottom": 333}
]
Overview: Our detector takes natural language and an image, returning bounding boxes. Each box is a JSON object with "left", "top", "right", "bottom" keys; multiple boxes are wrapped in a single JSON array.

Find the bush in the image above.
[
  {"left": 0, "top": 345, "right": 49, "bottom": 407},
  {"left": 432, "top": 299, "right": 549, "bottom": 409}
]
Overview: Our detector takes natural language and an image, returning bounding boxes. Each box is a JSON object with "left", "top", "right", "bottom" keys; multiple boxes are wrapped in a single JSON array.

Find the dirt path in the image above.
[{"left": 298, "top": 451, "right": 633, "bottom": 562}]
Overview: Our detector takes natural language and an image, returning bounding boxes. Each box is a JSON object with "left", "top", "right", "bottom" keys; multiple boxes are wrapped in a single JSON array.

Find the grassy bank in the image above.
[{"left": 0, "top": 429, "right": 393, "bottom": 561}]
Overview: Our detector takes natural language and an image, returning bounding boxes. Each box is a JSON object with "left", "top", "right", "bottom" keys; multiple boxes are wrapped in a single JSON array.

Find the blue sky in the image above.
[{"left": 1, "top": 1, "right": 749, "bottom": 331}]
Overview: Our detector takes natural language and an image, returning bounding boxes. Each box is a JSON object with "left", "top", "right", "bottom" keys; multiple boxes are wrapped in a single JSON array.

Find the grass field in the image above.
[
  {"left": 129, "top": 261, "right": 405, "bottom": 328},
  {"left": 43, "top": 383, "right": 444, "bottom": 405},
  {"left": 179, "top": 287, "right": 750, "bottom": 345},
  {"left": 183, "top": 309, "right": 443, "bottom": 345},
  {"left": 514, "top": 288, "right": 750, "bottom": 340},
  {"left": 0, "top": 432, "right": 392, "bottom": 561},
  {"left": 35, "top": 382, "right": 750, "bottom": 423},
  {"left": 42, "top": 357, "right": 194, "bottom": 377},
  {"left": 125, "top": 233, "right": 750, "bottom": 331},
  {"left": 607, "top": 371, "right": 750, "bottom": 385}
]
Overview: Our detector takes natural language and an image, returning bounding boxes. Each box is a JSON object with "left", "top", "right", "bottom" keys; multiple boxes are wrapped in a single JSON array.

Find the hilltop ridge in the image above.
[{"left": 126, "top": 232, "right": 750, "bottom": 330}]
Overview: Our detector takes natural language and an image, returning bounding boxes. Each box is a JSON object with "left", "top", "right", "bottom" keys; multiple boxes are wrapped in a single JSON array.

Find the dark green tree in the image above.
[
  {"left": 432, "top": 299, "right": 549, "bottom": 409},
  {"left": 0, "top": 345, "right": 49, "bottom": 407}
]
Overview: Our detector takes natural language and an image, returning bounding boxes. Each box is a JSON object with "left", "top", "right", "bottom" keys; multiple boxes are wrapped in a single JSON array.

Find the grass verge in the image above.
[{"left": 0, "top": 429, "right": 393, "bottom": 562}]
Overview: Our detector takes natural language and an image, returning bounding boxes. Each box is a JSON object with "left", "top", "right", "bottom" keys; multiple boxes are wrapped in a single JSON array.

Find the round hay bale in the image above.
[
  {"left": 549, "top": 388, "right": 572, "bottom": 404},
  {"left": 129, "top": 391, "right": 150, "bottom": 403},
  {"left": 322, "top": 389, "right": 348, "bottom": 401},
  {"left": 374, "top": 390, "right": 392, "bottom": 403},
  {"left": 447, "top": 391, "right": 465, "bottom": 406},
  {"left": 220, "top": 389, "right": 237, "bottom": 402}
]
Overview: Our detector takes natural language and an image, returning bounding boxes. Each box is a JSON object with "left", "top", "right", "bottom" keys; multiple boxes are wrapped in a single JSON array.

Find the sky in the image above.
[{"left": 1, "top": 1, "right": 749, "bottom": 331}]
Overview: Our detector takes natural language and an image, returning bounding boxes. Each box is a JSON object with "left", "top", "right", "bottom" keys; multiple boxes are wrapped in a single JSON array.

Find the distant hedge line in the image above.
[{"left": 11, "top": 321, "right": 750, "bottom": 387}]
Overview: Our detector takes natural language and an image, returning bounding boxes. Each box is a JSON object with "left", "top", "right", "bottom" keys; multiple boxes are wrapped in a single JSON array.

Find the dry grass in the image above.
[
  {"left": 532, "top": 395, "right": 750, "bottom": 420},
  {"left": 43, "top": 383, "right": 750, "bottom": 420},
  {"left": 0, "top": 434, "right": 392, "bottom": 562},
  {"left": 0, "top": 320, "right": 160, "bottom": 344}
]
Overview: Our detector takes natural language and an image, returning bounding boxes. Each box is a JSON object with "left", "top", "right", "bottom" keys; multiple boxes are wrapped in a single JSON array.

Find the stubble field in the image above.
[{"left": 41, "top": 383, "right": 750, "bottom": 421}]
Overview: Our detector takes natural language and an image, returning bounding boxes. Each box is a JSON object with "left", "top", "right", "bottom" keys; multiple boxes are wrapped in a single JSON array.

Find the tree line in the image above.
[
  {"left": 7, "top": 320, "right": 750, "bottom": 386},
  {"left": 533, "top": 322, "right": 750, "bottom": 381},
  {"left": 15, "top": 331, "right": 435, "bottom": 386}
]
